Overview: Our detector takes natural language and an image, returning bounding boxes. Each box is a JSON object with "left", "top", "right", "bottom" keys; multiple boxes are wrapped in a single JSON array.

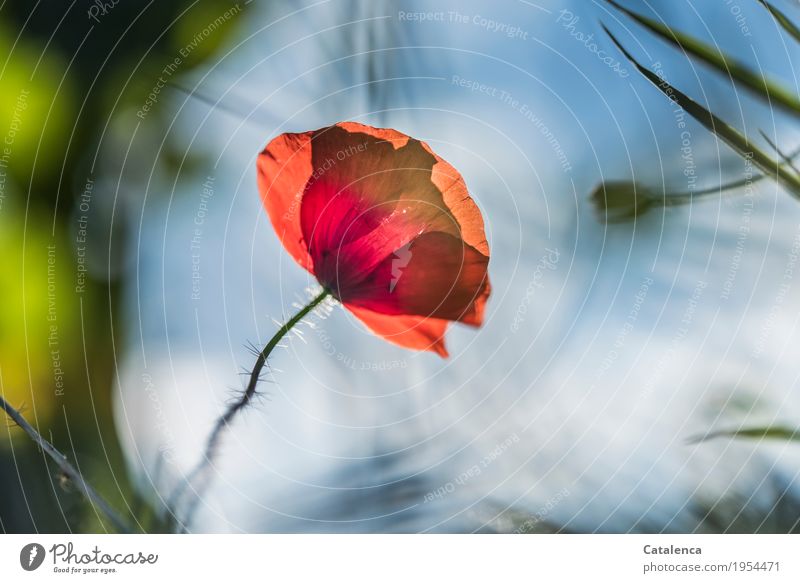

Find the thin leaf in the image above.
[
  {"left": 689, "top": 425, "right": 800, "bottom": 444},
  {"left": 603, "top": 26, "right": 800, "bottom": 196},
  {"left": 757, "top": 0, "right": 800, "bottom": 44},
  {"left": 606, "top": 0, "right": 800, "bottom": 114}
]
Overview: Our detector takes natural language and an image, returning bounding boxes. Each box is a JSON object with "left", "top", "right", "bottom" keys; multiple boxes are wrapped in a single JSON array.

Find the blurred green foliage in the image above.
[{"left": 0, "top": 0, "right": 245, "bottom": 532}]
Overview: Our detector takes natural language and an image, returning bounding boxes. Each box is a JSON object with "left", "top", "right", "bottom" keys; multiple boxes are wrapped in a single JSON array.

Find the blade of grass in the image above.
[
  {"left": 606, "top": 0, "right": 800, "bottom": 114},
  {"left": 604, "top": 26, "right": 800, "bottom": 196},
  {"left": 689, "top": 425, "right": 800, "bottom": 444},
  {"left": 757, "top": 0, "right": 800, "bottom": 44}
]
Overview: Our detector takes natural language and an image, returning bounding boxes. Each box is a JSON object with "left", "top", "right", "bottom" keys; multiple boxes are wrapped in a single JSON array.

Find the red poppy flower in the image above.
[{"left": 256, "top": 122, "right": 490, "bottom": 357}]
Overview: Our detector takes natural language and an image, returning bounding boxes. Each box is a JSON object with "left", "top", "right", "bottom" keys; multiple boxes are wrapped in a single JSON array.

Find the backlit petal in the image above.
[{"left": 347, "top": 306, "right": 450, "bottom": 357}]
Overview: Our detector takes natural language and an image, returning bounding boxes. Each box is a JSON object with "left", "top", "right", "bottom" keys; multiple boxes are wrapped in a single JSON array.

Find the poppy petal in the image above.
[
  {"left": 335, "top": 121, "right": 411, "bottom": 149},
  {"left": 343, "top": 231, "right": 490, "bottom": 325},
  {"left": 347, "top": 306, "right": 450, "bottom": 357},
  {"left": 424, "top": 149, "right": 490, "bottom": 256},
  {"left": 299, "top": 124, "right": 467, "bottom": 293},
  {"left": 257, "top": 130, "right": 315, "bottom": 272}
]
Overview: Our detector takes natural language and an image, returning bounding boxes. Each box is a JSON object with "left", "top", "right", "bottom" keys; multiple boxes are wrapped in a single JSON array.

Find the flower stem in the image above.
[
  {"left": 171, "top": 288, "right": 331, "bottom": 527},
  {"left": 661, "top": 144, "right": 800, "bottom": 206}
]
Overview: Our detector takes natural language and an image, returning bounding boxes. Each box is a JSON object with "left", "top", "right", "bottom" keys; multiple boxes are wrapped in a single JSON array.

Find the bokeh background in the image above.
[{"left": 2, "top": 0, "right": 800, "bottom": 533}]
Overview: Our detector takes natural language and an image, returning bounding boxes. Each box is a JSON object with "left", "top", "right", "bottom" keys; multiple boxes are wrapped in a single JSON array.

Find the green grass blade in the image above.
[
  {"left": 757, "top": 0, "right": 800, "bottom": 44},
  {"left": 606, "top": 0, "right": 800, "bottom": 114},
  {"left": 604, "top": 26, "right": 800, "bottom": 196},
  {"left": 689, "top": 425, "right": 800, "bottom": 444}
]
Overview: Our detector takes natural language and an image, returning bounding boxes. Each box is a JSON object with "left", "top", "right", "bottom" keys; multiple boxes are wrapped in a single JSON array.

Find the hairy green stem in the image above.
[{"left": 171, "top": 288, "right": 331, "bottom": 528}]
